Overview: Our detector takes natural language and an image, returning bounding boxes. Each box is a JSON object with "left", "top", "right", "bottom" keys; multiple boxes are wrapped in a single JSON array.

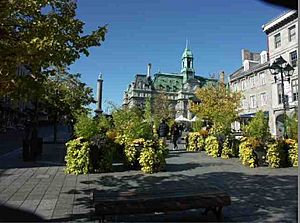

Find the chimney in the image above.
[
  {"left": 260, "top": 51, "right": 268, "bottom": 64},
  {"left": 243, "top": 60, "right": 250, "bottom": 71},
  {"left": 147, "top": 63, "right": 152, "bottom": 77},
  {"left": 241, "top": 49, "right": 250, "bottom": 62}
]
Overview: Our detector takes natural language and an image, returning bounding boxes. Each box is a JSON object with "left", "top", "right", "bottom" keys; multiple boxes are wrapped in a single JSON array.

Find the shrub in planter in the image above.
[
  {"left": 239, "top": 137, "right": 259, "bottom": 168},
  {"left": 197, "top": 136, "right": 205, "bottom": 151},
  {"left": 243, "top": 110, "right": 271, "bottom": 144},
  {"left": 231, "top": 138, "right": 240, "bottom": 157},
  {"left": 106, "top": 129, "right": 117, "bottom": 141},
  {"left": 199, "top": 129, "right": 209, "bottom": 138},
  {"left": 287, "top": 139, "right": 298, "bottom": 167},
  {"left": 89, "top": 134, "right": 115, "bottom": 173},
  {"left": 65, "top": 137, "right": 90, "bottom": 174},
  {"left": 112, "top": 107, "right": 153, "bottom": 146},
  {"left": 221, "top": 137, "right": 232, "bottom": 159},
  {"left": 221, "top": 136, "right": 241, "bottom": 158},
  {"left": 139, "top": 139, "right": 168, "bottom": 174},
  {"left": 187, "top": 132, "right": 199, "bottom": 151},
  {"left": 187, "top": 132, "right": 206, "bottom": 152},
  {"left": 124, "top": 138, "right": 145, "bottom": 169},
  {"left": 74, "top": 113, "right": 99, "bottom": 140},
  {"left": 205, "top": 135, "right": 219, "bottom": 157},
  {"left": 266, "top": 140, "right": 287, "bottom": 168},
  {"left": 74, "top": 113, "right": 113, "bottom": 140}
]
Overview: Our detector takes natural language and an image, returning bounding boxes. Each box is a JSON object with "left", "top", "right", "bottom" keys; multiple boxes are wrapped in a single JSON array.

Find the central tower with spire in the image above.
[
  {"left": 123, "top": 40, "right": 218, "bottom": 119},
  {"left": 181, "top": 40, "right": 195, "bottom": 83}
]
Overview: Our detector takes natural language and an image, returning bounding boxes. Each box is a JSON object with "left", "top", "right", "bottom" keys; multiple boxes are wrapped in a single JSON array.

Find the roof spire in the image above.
[{"left": 185, "top": 38, "right": 188, "bottom": 49}]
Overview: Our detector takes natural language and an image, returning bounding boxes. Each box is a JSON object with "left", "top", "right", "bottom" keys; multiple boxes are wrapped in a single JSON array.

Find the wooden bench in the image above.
[{"left": 93, "top": 184, "right": 231, "bottom": 222}]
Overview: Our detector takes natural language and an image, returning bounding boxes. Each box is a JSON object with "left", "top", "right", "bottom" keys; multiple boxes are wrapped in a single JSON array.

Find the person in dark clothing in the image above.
[
  {"left": 158, "top": 119, "right": 169, "bottom": 143},
  {"left": 171, "top": 122, "right": 180, "bottom": 150}
]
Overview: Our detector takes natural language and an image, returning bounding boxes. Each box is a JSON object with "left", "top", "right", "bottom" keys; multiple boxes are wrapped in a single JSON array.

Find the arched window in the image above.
[{"left": 187, "top": 60, "right": 191, "bottom": 68}]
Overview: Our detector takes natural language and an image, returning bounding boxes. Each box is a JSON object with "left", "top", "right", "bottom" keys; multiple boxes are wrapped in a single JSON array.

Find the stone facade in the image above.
[
  {"left": 262, "top": 10, "right": 298, "bottom": 137},
  {"left": 230, "top": 49, "right": 272, "bottom": 133},
  {"left": 230, "top": 10, "right": 298, "bottom": 137},
  {"left": 123, "top": 47, "right": 217, "bottom": 119}
]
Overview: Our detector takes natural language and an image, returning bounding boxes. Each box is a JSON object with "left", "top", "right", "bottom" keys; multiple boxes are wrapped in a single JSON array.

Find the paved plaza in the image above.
[{"left": 0, "top": 136, "right": 298, "bottom": 222}]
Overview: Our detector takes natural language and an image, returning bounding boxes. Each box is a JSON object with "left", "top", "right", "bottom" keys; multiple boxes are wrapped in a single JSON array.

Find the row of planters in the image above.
[
  {"left": 186, "top": 111, "right": 298, "bottom": 168},
  {"left": 186, "top": 132, "right": 239, "bottom": 158},
  {"left": 65, "top": 107, "right": 169, "bottom": 175},
  {"left": 186, "top": 132, "right": 298, "bottom": 168}
]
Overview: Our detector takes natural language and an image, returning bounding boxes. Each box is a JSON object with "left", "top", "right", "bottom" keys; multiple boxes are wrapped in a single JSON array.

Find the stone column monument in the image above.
[{"left": 95, "top": 73, "right": 103, "bottom": 115}]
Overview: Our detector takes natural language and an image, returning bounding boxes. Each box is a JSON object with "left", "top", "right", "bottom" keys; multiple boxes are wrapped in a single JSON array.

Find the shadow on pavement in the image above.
[
  {"left": 59, "top": 171, "right": 298, "bottom": 222},
  {"left": 0, "top": 204, "right": 44, "bottom": 222},
  {"left": 165, "top": 163, "right": 202, "bottom": 172}
]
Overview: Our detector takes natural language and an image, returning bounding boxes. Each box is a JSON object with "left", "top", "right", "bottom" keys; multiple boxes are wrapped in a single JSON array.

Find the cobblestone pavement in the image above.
[{"left": 0, "top": 141, "right": 298, "bottom": 222}]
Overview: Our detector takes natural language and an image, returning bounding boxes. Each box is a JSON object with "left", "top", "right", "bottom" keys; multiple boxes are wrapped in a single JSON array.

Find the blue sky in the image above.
[{"left": 69, "top": 0, "right": 285, "bottom": 113}]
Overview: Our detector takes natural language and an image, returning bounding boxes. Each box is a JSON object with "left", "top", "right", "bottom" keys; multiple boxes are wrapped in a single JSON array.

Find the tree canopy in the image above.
[
  {"left": 243, "top": 110, "right": 271, "bottom": 143},
  {"left": 152, "top": 92, "right": 175, "bottom": 126},
  {"left": 43, "top": 72, "right": 94, "bottom": 120},
  {"left": 0, "top": 0, "right": 107, "bottom": 97},
  {"left": 190, "top": 83, "right": 241, "bottom": 135},
  {"left": 286, "top": 112, "right": 298, "bottom": 140}
]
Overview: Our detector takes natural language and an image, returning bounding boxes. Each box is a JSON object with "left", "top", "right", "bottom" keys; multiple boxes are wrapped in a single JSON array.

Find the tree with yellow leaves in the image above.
[{"left": 190, "top": 82, "right": 241, "bottom": 136}]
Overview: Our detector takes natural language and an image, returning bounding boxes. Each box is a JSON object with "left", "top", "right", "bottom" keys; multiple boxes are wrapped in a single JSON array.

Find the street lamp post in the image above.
[{"left": 269, "top": 56, "right": 295, "bottom": 138}]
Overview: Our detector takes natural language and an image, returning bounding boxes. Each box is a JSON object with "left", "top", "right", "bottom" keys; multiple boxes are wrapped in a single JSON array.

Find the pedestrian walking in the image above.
[
  {"left": 158, "top": 119, "right": 169, "bottom": 144},
  {"left": 171, "top": 122, "right": 180, "bottom": 150}
]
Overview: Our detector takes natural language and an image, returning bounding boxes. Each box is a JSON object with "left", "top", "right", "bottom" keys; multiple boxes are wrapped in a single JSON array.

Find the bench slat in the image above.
[{"left": 94, "top": 188, "right": 231, "bottom": 217}]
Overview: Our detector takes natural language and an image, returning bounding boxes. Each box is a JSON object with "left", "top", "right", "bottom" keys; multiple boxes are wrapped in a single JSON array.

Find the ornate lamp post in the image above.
[{"left": 269, "top": 56, "right": 294, "bottom": 138}]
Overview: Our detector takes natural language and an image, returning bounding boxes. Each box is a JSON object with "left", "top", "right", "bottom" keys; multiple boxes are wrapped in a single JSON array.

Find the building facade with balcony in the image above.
[{"left": 123, "top": 46, "right": 217, "bottom": 119}]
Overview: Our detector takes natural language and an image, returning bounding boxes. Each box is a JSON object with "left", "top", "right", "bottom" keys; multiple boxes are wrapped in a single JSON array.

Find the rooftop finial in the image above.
[
  {"left": 147, "top": 63, "right": 152, "bottom": 77},
  {"left": 98, "top": 73, "right": 103, "bottom": 80},
  {"left": 186, "top": 38, "right": 188, "bottom": 49}
]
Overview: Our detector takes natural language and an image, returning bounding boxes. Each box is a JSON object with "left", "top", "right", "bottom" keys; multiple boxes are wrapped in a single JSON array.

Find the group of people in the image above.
[{"left": 157, "top": 119, "right": 184, "bottom": 150}]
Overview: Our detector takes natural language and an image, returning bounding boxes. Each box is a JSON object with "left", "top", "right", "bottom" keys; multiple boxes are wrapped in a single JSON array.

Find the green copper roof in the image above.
[{"left": 182, "top": 48, "right": 193, "bottom": 58}]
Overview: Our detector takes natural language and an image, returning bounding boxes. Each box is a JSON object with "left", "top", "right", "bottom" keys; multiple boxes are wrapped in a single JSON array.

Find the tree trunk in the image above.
[
  {"left": 33, "top": 95, "right": 39, "bottom": 138},
  {"left": 53, "top": 112, "right": 57, "bottom": 143}
]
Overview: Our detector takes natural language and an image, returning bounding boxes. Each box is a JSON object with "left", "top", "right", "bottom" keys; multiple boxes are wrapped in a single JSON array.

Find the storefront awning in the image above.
[{"left": 239, "top": 111, "right": 269, "bottom": 119}]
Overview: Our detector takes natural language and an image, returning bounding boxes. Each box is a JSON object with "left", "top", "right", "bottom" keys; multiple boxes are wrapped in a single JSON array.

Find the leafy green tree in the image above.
[
  {"left": 192, "top": 119, "right": 203, "bottom": 132},
  {"left": 0, "top": 0, "right": 107, "bottom": 142},
  {"left": 144, "top": 97, "right": 153, "bottom": 124},
  {"left": 0, "top": 0, "right": 107, "bottom": 97},
  {"left": 112, "top": 106, "right": 153, "bottom": 145},
  {"left": 286, "top": 112, "right": 298, "bottom": 140},
  {"left": 74, "top": 112, "right": 112, "bottom": 140},
  {"left": 190, "top": 82, "right": 241, "bottom": 136},
  {"left": 74, "top": 113, "right": 99, "bottom": 140},
  {"left": 152, "top": 92, "right": 175, "bottom": 127},
  {"left": 43, "top": 72, "right": 94, "bottom": 142},
  {"left": 244, "top": 110, "right": 271, "bottom": 143}
]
